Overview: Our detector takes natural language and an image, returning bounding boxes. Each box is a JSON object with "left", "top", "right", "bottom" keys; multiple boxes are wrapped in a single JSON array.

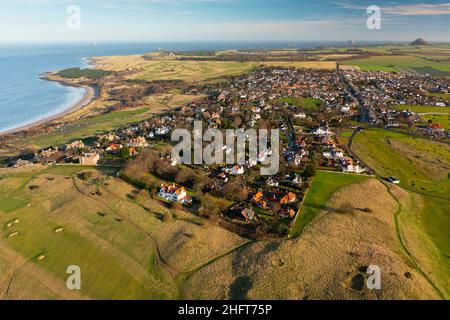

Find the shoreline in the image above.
[
  {"left": 0, "top": 83, "right": 99, "bottom": 137},
  {"left": 0, "top": 82, "right": 99, "bottom": 137}
]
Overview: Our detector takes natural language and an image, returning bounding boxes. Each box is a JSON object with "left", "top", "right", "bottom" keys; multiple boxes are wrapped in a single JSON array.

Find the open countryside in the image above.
[{"left": 1, "top": 41, "right": 449, "bottom": 301}]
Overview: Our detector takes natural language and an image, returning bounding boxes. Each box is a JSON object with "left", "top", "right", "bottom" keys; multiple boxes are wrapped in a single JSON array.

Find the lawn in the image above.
[
  {"left": 343, "top": 55, "right": 450, "bottom": 73},
  {"left": 289, "top": 171, "right": 370, "bottom": 237},
  {"left": 58, "top": 68, "right": 113, "bottom": 80},
  {"left": 352, "top": 129, "right": 450, "bottom": 196}
]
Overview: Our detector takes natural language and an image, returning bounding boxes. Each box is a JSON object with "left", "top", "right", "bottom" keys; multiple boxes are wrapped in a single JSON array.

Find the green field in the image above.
[
  {"left": 390, "top": 104, "right": 450, "bottom": 114},
  {"left": 343, "top": 55, "right": 450, "bottom": 73},
  {"left": 290, "top": 171, "right": 370, "bottom": 237},
  {"left": 0, "top": 165, "right": 247, "bottom": 299},
  {"left": 387, "top": 180, "right": 450, "bottom": 299},
  {"left": 352, "top": 129, "right": 450, "bottom": 196},
  {"left": 418, "top": 195, "right": 450, "bottom": 298}
]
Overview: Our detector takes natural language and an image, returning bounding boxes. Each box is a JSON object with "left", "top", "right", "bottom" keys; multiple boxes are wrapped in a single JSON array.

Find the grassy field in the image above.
[
  {"left": 389, "top": 105, "right": 450, "bottom": 129},
  {"left": 390, "top": 104, "right": 450, "bottom": 114},
  {"left": 428, "top": 92, "right": 450, "bottom": 102},
  {"left": 343, "top": 55, "right": 450, "bottom": 73},
  {"left": 351, "top": 128, "right": 450, "bottom": 298},
  {"left": 352, "top": 129, "right": 450, "bottom": 196},
  {"left": 290, "top": 171, "right": 370, "bottom": 237},
  {"left": 388, "top": 185, "right": 450, "bottom": 299},
  {"left": 416, "top": 195, "right": 450, "bottom": 298},
  {"left": 0, "top": 165, "right": 247, "bottom": 299},
  {"left": 1, "top": 159, "right": 446, "bottom": 300},
  {"left": 185, "top": 179, "right": 439, "bottom": 300},
  {"left": 95, "top": 53, "right": 350, "bottom": 84},
  {"left": 279, "top": 97, "right": 324, "bottom": 112}
]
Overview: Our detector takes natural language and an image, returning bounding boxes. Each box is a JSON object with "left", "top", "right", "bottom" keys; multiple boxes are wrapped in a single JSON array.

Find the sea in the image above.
[{"left": 0, "top": 41, "right": 392, "bottom": 133}]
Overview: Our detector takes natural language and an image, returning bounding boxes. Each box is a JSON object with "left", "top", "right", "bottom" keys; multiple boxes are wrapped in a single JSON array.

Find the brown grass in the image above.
[{"left": 185, "top": 179, "right": 439, "bottom": 300}]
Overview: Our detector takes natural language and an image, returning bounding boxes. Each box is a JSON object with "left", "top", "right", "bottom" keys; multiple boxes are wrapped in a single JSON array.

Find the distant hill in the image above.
[{"left": 410, "top": 38, "right": 431, "bottom": 46}]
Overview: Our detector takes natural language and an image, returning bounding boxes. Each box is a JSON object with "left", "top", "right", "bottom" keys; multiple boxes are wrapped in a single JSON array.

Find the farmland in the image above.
[
  {"left": 422, "top": 114, "right": 450, "bottom": 130},
  {"left": 279, "top": 97, "right": 324, "bottom": 112}
]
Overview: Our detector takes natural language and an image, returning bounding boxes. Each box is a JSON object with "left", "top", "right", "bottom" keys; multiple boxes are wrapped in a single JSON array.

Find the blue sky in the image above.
[{"left": 1, "top": 0, "right": 450, "bottom": 43}]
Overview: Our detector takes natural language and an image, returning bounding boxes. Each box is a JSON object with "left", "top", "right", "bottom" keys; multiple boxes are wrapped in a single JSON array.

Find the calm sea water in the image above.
[{"left": 0, "top": 41, "right": 390, "bottom": 133}]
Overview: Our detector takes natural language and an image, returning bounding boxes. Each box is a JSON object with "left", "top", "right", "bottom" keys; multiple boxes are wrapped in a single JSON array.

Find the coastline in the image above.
[{"left": 0, "top": 82, "right": 99, "bottom": 137}]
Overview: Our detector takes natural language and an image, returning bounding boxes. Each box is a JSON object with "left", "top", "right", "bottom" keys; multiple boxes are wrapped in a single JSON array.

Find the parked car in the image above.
[{"left": 387, "top": 176, "right": 401, "bottom": 184}]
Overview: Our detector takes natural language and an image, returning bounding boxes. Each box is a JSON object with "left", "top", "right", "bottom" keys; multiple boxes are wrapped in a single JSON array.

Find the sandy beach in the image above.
[{"left": 0, "top": 84, "right": 98, "bottom": 136}]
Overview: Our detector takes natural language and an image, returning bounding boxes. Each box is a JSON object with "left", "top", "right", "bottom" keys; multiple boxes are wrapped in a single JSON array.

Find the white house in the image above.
[
  {"left": 158, "top": 184, "right": 191, "bottom": 204},
  {"left": 225, "top": 165, "right": 245, "bottom": 175},
  {"left": 344, "top": 164, "right": 365, "bottom": 174},
  {"left": 313, "top": 127, "right": 331, "bottom": 136}
]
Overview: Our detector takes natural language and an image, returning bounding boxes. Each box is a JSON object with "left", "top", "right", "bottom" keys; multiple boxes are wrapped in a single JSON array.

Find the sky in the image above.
[{"left": 1, "top": 0, "right": 450, "bottom": 43}]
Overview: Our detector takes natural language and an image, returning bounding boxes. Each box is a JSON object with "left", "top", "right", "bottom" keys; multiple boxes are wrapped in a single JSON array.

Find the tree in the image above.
[
  {"left": 303, "top": 163, "right": 316, "bottom": 178},
  {"left": 199, "top": 194, "right": 228, "bottom": 217}
]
